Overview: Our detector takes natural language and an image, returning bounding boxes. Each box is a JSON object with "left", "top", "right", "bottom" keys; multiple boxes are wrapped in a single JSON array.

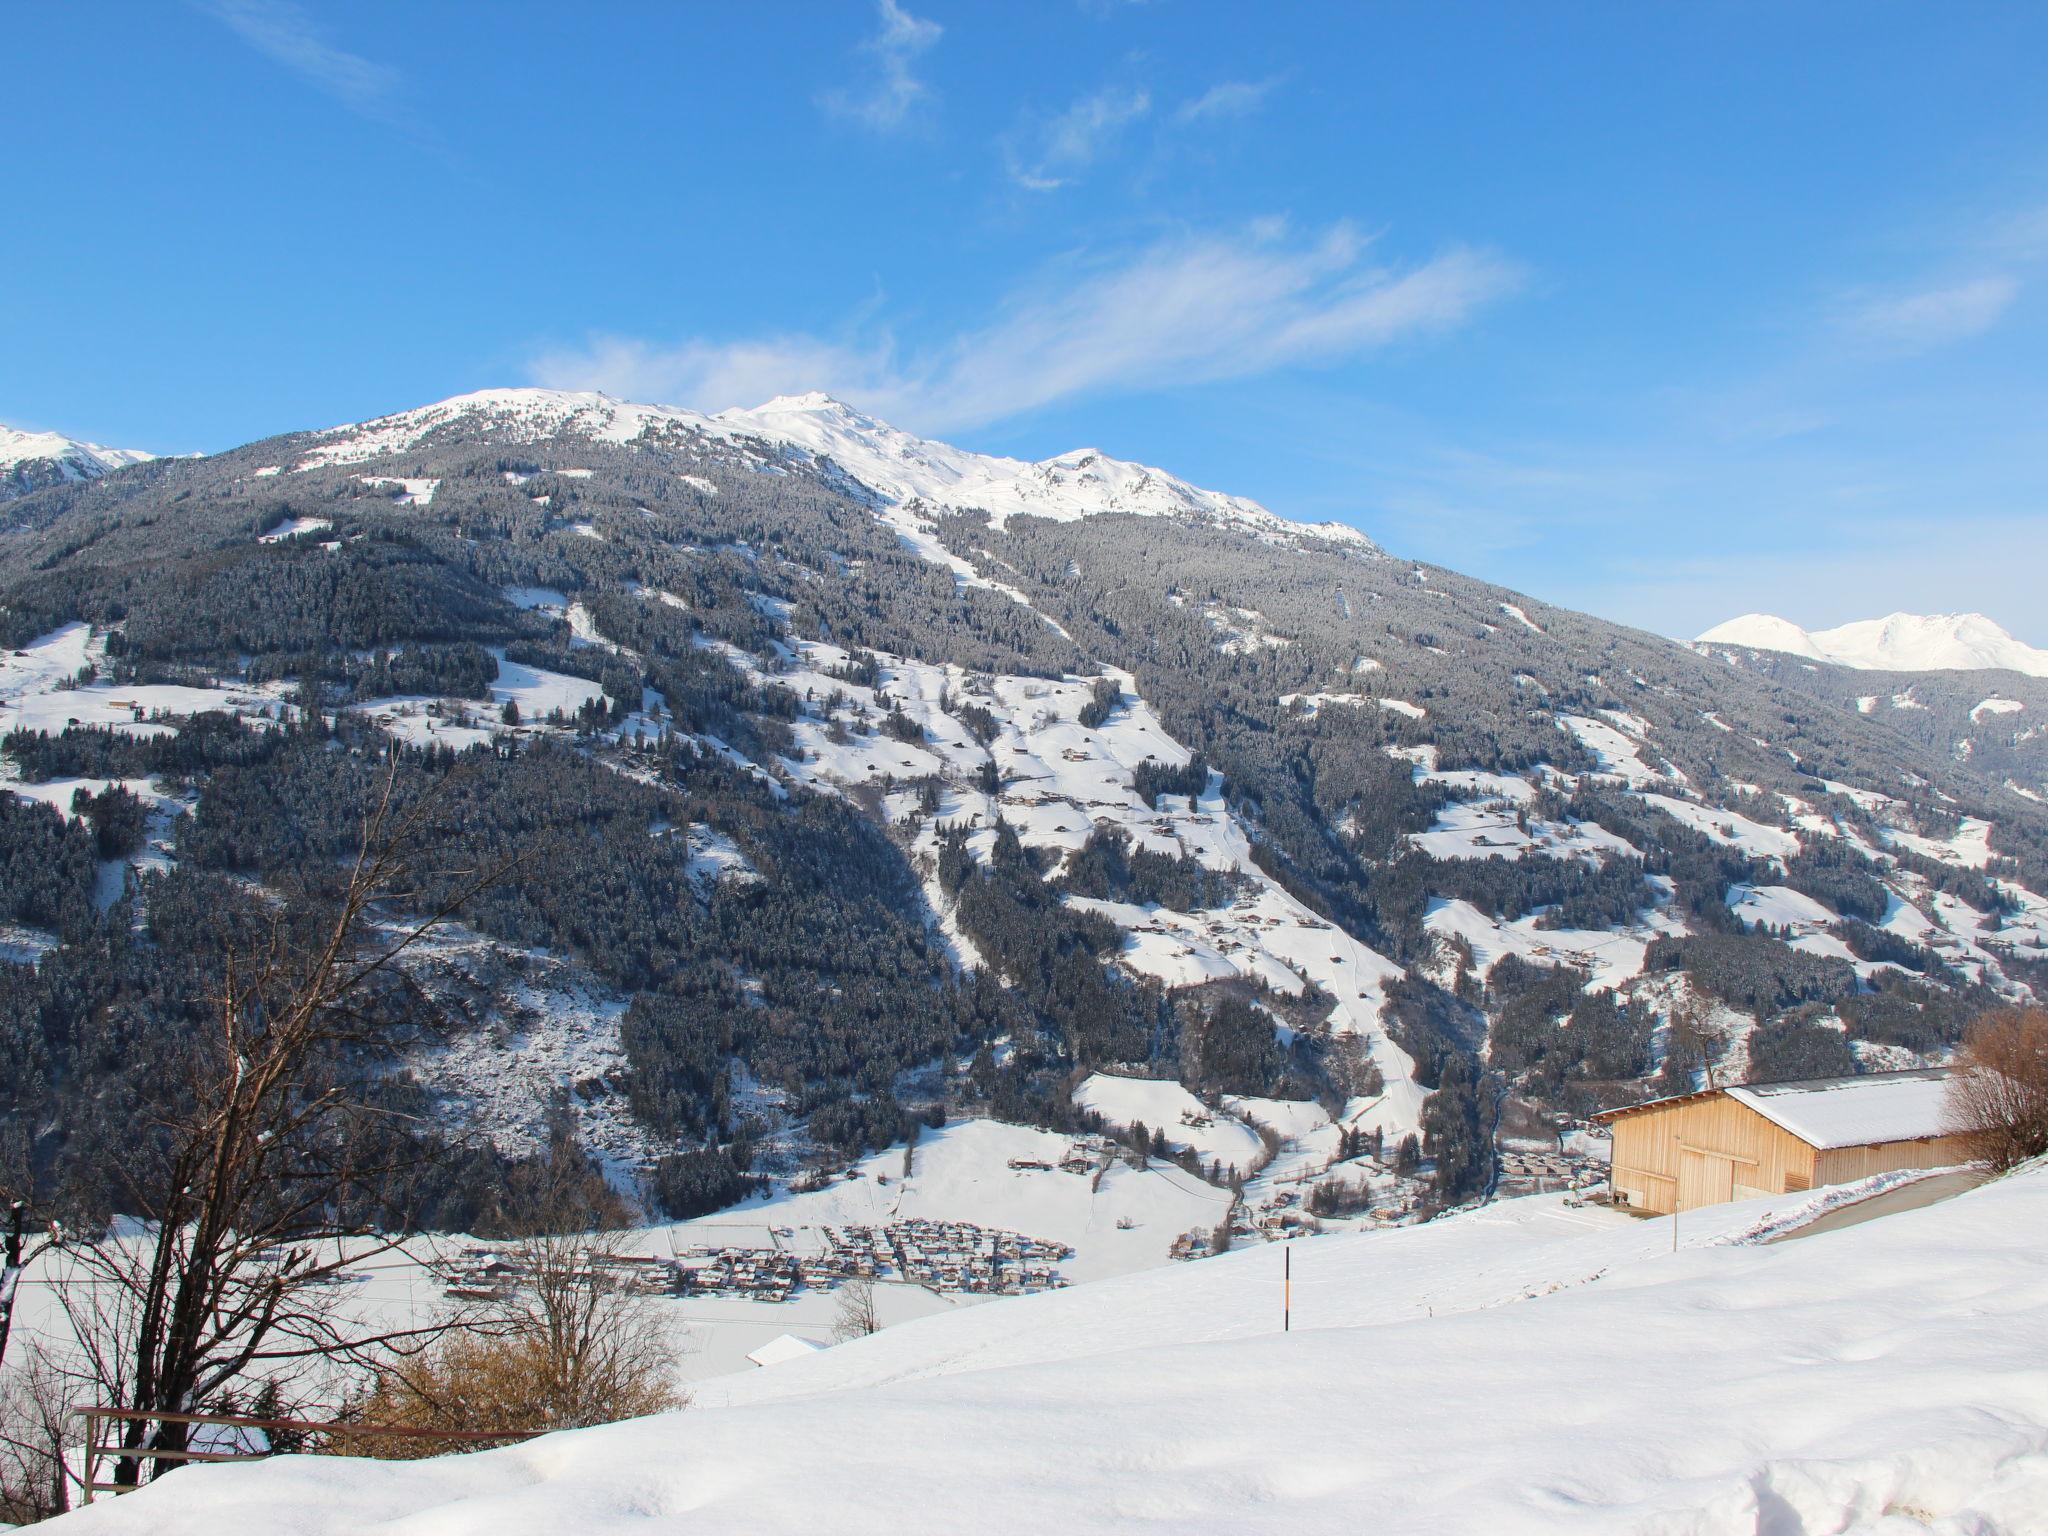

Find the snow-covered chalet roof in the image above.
[{"left": 1723, "top": 1069, "right": 1954, "bottom": 1150}]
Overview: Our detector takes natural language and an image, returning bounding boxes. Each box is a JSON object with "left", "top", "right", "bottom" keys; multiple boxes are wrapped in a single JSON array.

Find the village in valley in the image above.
[{"left": 438, "top": 1218, "right": 1072, "bottom": 1304}]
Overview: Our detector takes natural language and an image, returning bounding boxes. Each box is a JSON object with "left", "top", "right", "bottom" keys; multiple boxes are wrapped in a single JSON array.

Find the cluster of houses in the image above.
[
  {"left": 437, "top": 1217, "right": 1075, "bottom": 1306},
  {"left": 673, "top": 1247, "right": 807, "bottom": 1301},
  {"left": 831, "top": 1219, "right": 1071, "bottom": 1295},
  {"left": 1496, "top": 1145, "right": 1608, "bottom": 1196},
  {"left": 435, "top": 1245, "right": 674, "bottom": 1301},
  {"left": 673, "top": 1219, "right": 1074, "bottom": 1300}
]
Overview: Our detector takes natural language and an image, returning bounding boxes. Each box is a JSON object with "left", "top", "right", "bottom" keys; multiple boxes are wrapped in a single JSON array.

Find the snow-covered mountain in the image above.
[
  {"left": 0, "top": 423, "right": 153, "bottom": 500},
  {"left": 10, "top": 386, "right": 2048, "bottom": 1530},
  {"left": 1697, "top": 611, "right": 2048, "bottom": 677},
  {"left": 297, "top": 386, "right": 1373, "bottom": 550}
]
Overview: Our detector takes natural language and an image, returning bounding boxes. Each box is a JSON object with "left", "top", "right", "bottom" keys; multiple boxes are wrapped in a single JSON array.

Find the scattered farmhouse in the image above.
[{"left": 1594, "top": 1069, "right": 1969, "bottom": 1214}]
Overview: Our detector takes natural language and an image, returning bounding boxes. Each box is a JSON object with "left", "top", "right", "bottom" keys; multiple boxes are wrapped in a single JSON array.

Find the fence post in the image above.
[{"left": 78, "top": 1410, "right": 99, "bottom": 1506}]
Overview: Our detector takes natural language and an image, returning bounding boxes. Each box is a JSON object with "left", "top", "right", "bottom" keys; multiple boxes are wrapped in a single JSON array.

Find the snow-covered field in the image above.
[
  {"left": 1637, "top": 791, "right": 1800, "bottom": 862},
  {"left": 50, "top": 1165, "right": 2048, "bottom": 1535},
  {"left": 0, "top": 623, "right": 288, "bottom": 739},
  {"left": 1073, "top": 1073, "right": 1265, "bottom": 1168},
  {"left": 1426, "top": 896, "right": 1682, "bottom": 994}
]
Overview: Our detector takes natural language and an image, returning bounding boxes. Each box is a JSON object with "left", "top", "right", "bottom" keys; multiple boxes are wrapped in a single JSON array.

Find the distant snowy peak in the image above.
[
  {"left": 300, "top": 387, "right": 1373, "bottom": 550},
  {"left": 0, "top": 424, "right": 154, "bottom": 499},
  {"left": 719, "top": 393, "right": 1375, "bottom": 549},
  {"left": 1698, "top": 611, "right": 2048, "bottom": 678},
  {"left": 1695, "top": 614, "right": 1833, "bottom": 663}
]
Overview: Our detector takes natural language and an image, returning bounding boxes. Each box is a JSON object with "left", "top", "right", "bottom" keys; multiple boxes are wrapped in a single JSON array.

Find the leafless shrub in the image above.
[
  {"left": 1944, "top": 1009, "right": 2048, "bottom": 1171},
  {"left": 338, "top": 1225, "right": 686, "bottom": 1457},
  {"left": 0, "top": 1336, "right": 79, "bottom": 1521},
  {"left": 339, "top": 1151, "right": 685, "bottom": 1457}
]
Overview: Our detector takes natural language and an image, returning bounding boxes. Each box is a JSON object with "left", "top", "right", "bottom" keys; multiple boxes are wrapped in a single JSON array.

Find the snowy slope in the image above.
[
  {"left": 0, "top": 423, "right": 153, "bottom": 497},
  {"left": 52, "top": 1167, "right": 2048, "bottom": 1535},
  {"left": 1699, "top": 611, "right": 2048, "bottom": 677},
  {"left": 717, "top": 634, "right": 1425, "bottom": 1134}
]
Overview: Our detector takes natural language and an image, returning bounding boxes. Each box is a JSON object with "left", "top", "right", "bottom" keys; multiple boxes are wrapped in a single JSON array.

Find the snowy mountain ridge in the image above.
[
  {"left": 719, "top": 391, "right": 1374, "bottom": 547},
  {"left": 297, "top": 386, "right": 1374, "bottom": 551},
  {"left": 1698, "top": 610, "right": 2048, "bottom": 677},
  {"left": 0, "top": 423, "right": 154, "bottom": 499}
]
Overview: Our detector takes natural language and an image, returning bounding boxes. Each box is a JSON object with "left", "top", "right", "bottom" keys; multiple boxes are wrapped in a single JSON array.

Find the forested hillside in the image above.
[{"left": 4, "top": 387, "right": 2045, "bottom": 1230}]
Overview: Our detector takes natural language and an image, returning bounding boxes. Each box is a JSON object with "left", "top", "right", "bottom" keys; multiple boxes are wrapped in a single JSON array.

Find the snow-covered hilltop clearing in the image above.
[
  {"left": 1699, "top": 610, "right": 2048, "bottom": 678},
  {"left": 0, "top": 423, "right": 153, "bottom": 500},
  {"left": 51, "top": 1167, "right": 2048, "bottom": 1535}
]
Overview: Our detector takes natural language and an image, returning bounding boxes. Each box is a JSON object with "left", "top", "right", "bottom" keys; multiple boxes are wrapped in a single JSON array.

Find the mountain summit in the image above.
[
  {"left": 716, "top": 391, "right": 1373, "bottom": 548},
  {"left": 1697, "top": 611, "right": 2048, "bottom": 678},
  {"left": 299, "top": 386, "right": 1372, "bottom": 552},
  {"left": 0, "top": 423, "right": 153, "bottom": 500}
]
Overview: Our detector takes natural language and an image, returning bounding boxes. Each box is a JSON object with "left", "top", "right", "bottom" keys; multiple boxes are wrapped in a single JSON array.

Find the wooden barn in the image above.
[{"left": 1593, "top": 1068, "right": 1969, "bottom": 1215}]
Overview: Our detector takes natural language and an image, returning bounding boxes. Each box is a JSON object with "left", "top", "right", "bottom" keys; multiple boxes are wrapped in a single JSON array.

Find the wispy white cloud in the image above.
[
  {"left": 821, "top": 0, "right": 942, "bottom": 132},
  {"left": 1006, "top": 86, "right": 1152, "bottom": 191},
  {"left": 530, "top": 332, "right": 901, "bottom": 427},
  {"left": 1839, "top": 274, "right": 2019, "bottom": 350},
  {"left": 1174, "top": 77, "right": 1280, "bottom": 124},
  {"left": 196, "top": 0, "right": 399, "bottom": 118},
  {"left": 528, "top": 221, "right": 1521, "bottom": 432},
  {"left": 1991, "top": 204, "right": 2048, "bottom": 261}
]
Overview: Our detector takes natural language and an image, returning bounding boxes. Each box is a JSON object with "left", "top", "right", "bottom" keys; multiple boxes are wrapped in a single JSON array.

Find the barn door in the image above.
[{"left": 1677, "top": 1150, "right": 1734, "bottom": 1212}]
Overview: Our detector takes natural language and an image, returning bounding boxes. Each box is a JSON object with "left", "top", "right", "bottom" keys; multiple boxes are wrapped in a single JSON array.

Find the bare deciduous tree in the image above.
[
  {"left": 49, "top": 768, "right": 512, "bottom": 1488},
  {"left": 1944, "top": 1009, "right": 2048, "bottom": 1171},
  {"left": 1666, "top": 989, "right": 1728, "bottom": 1090},
  {"left": 832, "top": 1276, "right": 880, "bottom": 1342}
]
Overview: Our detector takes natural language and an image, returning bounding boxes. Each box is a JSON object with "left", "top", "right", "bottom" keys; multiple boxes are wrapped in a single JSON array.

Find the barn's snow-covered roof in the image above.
[
  {"left": 1724, "top": 1069, "right": 1953, "bottom": 1150},
  {"left": 747, "top": 1333, "right": 827, "bottom": 1368}
]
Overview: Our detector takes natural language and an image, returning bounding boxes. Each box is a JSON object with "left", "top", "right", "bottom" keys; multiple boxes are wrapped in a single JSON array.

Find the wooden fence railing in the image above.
[{"left": 74, "top": 1405, "right": 544, "bottom": 1502}]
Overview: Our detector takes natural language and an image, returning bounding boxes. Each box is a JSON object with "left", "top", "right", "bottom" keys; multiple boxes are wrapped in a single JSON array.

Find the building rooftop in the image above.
[
  {"left": 1724, "top": 1068, "right": 1953, "bottom": 1151},
  {"left": 746, "top": 1333, "right": 828, "bottom": 1369},
  {"left": 1594, "top": 1068, "right": 1957, "bottom": 1150}
]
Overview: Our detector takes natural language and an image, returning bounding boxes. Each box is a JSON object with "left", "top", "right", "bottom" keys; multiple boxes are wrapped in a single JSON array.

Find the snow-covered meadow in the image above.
[{"left": 46, "top": 1165, "right": 2048, "bottom": 1535}]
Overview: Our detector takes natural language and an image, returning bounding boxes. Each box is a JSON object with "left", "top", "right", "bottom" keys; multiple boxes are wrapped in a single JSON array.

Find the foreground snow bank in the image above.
[{"left": 52, "top": 1172, "right": 2048, "bottom": 1534}]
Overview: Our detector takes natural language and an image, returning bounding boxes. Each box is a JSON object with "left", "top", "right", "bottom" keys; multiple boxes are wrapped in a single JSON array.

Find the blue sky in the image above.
[{"left": 11, "top": 2, "right": 2048, "bottom": 642}]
